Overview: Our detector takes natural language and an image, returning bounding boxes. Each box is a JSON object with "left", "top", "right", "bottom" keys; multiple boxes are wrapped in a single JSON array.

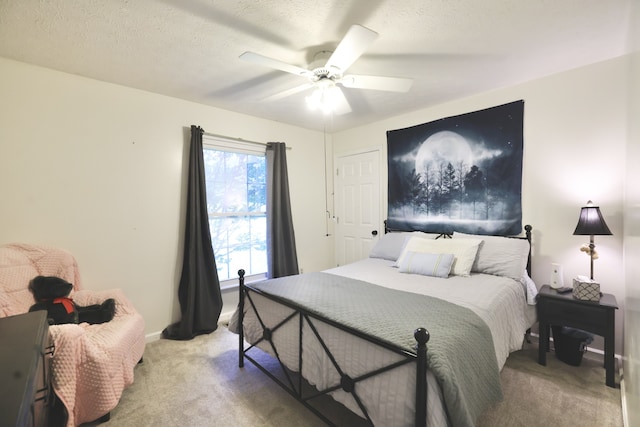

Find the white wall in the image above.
[
  {"left": 333, "top": 56, "right": 629, "bottom": 355},
  {"left": 0, "top": 54, "right": 632, "bottom": 357},
  {"left": 623, "top": 0, "right": 640, "bottom": 421},
  {"left": 0, "top": 57, "right": 335, "bottom": 337}
]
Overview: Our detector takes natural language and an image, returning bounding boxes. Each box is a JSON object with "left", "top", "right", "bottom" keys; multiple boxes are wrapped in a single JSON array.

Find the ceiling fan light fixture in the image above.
[
  {"left": 305, "top": 80, "right": 339, "bottom": 115},
  {"left": 240, "top": 24, "right": 409, "bottom": 115}
]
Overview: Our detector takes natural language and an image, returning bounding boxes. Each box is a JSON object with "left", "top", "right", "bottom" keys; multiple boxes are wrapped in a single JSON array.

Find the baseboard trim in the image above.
[
  {"left": 145, "top": 331, "right": 162, "bottom": 343},
  {"left": 144, "top": 314, "right": 234, "bottom": 343},
  {"left": 528, "top": 331, "right": 622, "bottom": 365},
  {"left": 620, "top": 366, "right": 629, "bottom": 427}
]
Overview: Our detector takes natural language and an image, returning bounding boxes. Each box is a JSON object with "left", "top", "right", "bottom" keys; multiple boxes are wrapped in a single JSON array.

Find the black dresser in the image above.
[{"left": 0, "top": 311, "right": 52, "bottom": 427}]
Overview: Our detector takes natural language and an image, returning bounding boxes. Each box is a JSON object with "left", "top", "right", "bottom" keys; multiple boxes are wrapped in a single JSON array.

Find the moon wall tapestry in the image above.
[{"left": 386, "top": 100, "right": 524, "bottom": 236}]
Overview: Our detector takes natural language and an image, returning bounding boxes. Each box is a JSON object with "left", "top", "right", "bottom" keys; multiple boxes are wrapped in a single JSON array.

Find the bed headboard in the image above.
[{"left": 383, "top": 220, "right": 533, "bottom": 276}]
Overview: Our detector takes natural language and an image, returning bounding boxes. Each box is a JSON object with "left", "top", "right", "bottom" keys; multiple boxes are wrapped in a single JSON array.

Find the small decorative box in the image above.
[{"left": 573, "top": 277, "right": 601, "bottom": 301}]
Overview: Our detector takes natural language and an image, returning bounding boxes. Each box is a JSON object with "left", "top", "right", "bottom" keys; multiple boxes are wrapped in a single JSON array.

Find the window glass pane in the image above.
[
  {"left": 214, "top": 246, "right": 230, "bottom": 281},
  {"left": 251, "top": 215, "right": 267, "bottom": 273},
  {"left": 251, "top": 215, "right": 266, "bottom": 244},
  {"left": 228, "top": 216, "right": 251, "bottom": 247},
  {"left": 208, "top": 217, "right": 228, "bottom": 251},
  {"left": 228, "top": 243, "right": 250, "bottom": 281},
  {"left": 247, "top": 154, "right": 266, "bottom": 183},
  {"left": 206, "top": 184, "right": 225, "bottom": 214},
  {"left": 223, "top": 153, "right": 247, "bottom": 212},
  {"left": 225, "top": 179, "right": 248, "bottom": 212},
  {"left": 248, "top": 183, "right": 266, "bottom": 212},
  {"left": 204, "top": 149, "right": 226, "bottom": 214},
  {"left": 226, "top": 152, "right": 246, "bottom": 187},
  {"left": 203, "top": 149, "right": 225, "bottom": 182}
]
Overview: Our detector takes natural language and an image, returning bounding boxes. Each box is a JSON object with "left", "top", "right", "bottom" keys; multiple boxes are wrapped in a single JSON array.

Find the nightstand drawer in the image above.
[{"left": 539, "top": 298, "right": 608, "bottom": 335}]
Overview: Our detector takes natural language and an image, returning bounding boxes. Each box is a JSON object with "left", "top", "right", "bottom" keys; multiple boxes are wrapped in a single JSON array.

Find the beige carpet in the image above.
[{"left": 97, "top": 325, "right": 622, "bottom": 427}]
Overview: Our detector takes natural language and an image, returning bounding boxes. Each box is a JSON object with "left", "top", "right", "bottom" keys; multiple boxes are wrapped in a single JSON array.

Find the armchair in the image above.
[{"left": 0, "top": 243, "right": 145, "bottom": 426}]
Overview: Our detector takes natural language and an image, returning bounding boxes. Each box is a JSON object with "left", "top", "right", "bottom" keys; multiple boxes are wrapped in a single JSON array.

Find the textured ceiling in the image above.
[{"left": 0, "top": 0, "right": 634, "bottom": 132}]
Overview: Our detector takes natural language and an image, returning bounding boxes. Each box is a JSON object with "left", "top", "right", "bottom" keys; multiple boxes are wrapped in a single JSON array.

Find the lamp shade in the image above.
[{"left": 573, "top": 201, "right": 612, "bottom": 236}]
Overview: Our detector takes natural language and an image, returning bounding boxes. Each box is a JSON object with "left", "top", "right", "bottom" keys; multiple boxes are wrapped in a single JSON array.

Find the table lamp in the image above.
[{"left": 573, "top": 200, "right": 612, "bottom": 280}]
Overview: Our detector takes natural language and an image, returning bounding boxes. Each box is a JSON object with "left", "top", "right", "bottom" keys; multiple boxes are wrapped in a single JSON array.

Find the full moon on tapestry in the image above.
[{"left": 386, "top": 100, "right": 524, "bottom": 236}]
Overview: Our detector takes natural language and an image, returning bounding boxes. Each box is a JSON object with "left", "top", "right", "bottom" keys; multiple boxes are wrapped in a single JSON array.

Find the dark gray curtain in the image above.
[
  {"left": 266, "top": 142, "right": 299, "bottom": 278},
  {"left": 163, "top": 125, "right": 222, "bottom": 340}
]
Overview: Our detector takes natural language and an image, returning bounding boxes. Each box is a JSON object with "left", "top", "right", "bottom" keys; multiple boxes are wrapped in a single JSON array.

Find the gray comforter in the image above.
[{"left": 245, "top": 272, "right": 503, "bottom": 427}]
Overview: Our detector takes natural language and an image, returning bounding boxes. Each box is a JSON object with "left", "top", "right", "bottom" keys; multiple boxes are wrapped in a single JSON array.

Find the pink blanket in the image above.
[{"left": 0, "top": 243, "right": 145, "bottom": 426}]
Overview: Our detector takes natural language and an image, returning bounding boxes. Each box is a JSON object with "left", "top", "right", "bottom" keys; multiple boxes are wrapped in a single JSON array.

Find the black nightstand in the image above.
[{"left": 537, "top": 284, "right": 618, "bottom": 387}]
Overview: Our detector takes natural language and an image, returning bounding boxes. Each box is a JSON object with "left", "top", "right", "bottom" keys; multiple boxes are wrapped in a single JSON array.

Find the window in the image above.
[{"left": 203, "top": 136, "right": 267, "bottom": 285}]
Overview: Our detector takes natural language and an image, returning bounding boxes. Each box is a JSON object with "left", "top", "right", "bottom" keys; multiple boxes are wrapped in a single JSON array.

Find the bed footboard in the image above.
[{"left": 237, "top": 269, "right": 430, "bottom": 427}]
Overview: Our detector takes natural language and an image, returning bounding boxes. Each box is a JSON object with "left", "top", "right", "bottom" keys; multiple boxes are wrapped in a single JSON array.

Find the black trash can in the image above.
[{"left": 551, "top": 326, "right": 594, "bottom": 366}]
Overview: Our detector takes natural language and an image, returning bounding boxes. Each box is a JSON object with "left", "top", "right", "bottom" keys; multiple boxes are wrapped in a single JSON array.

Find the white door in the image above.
[{"left": 335, "top": 149, "right": 381, "bottom": 266}]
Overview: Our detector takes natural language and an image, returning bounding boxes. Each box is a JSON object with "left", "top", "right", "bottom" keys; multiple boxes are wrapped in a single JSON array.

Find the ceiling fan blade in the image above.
[
  {"left": 325, "top": 25, "right": 378, "bottom": 73},
  {"left": 340, "top": 74, "right": 413, "bottom": 92},
  {"left": 262, "top": 83, "right": 315, "bottom": 101},
  {"left": 333, "top": 87, "right": 352, "bottom": 115},
  {"left": 240, "top": 51, "right": 311, "bottom": 78}
]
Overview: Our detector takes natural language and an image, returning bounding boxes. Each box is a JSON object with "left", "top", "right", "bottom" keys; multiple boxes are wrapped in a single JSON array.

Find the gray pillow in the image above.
[
  {"left": 453, "top": 232, "right": 530, "bottom": 281},
  {"left": 369, "top": 232, "right": 412, "bottom": 261},
  {"left": 397, "top": 251, "right": 455, "bottom": 278},
  {"left": 369, "top": 231, "right": 438, "bottom": 261}
]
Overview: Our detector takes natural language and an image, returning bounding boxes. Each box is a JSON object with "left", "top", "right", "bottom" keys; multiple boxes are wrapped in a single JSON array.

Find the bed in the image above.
[{"left": 228, "top": 225, "right": 537, "bottom": 427}]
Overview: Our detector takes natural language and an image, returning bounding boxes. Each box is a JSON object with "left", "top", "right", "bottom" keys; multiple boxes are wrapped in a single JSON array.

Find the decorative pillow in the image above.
[
  {"left": 396, "top": 236, "right": 482, "bottom": 276},
  {"left": 453, "top": 232, "right": 530, "bottom": 281},
  {"left": 397, "top": 252, "right": 455, "bottom": 278},
  {"left": 369, "top": 231, "right": 437, "bottom": 261}
]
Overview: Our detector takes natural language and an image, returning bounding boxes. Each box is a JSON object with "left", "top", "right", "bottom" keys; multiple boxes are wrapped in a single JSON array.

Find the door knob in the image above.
[{"left": 372, "top": 230, "right": 378, "bottom": 236}]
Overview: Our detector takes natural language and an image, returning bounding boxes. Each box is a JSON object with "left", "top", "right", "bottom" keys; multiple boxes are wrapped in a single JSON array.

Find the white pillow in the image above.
[
  {"left": 453, "top": 232, "right": 530, "bottom": 281},
  {"left": 397, "top": 252, "right": 455, "bottom": 278},
  {"left": 369, "top": 231, "right": 437, "bottom": 261},
  {"left": 396, "top": 236, "right": 482, "bottom": 276}
]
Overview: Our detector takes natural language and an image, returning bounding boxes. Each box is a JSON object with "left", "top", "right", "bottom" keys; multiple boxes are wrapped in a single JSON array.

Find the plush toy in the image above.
[
  {"left": 28, "top": 275, "right": 116, "bottom": 325},
  {"left": 580, "top": 243, "right": 599, "bottom": 259}
]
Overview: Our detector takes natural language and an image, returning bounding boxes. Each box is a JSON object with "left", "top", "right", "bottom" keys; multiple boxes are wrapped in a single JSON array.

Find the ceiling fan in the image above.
[{"left": 239, "top": 24, "right": 413, "bottom": 115}]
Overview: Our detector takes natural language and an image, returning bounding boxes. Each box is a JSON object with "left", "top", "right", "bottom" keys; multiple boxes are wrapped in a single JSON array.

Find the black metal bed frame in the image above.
[
  {"left": 238, "top": 224, "right": 533, "bottom": 427},
  {"left": 238, "top": 274, "right": 429, "bottom": 426}
]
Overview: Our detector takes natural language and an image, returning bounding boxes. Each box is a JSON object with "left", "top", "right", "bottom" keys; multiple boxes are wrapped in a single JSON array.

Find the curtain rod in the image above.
[{"left": 202, "top": 131, "right": 292, "bottom": 150}]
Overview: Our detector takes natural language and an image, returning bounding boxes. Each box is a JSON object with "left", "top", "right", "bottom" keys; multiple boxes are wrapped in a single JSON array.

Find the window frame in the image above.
[{"left": 202, "top": 135, "right": 268, "bottom": 289}]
